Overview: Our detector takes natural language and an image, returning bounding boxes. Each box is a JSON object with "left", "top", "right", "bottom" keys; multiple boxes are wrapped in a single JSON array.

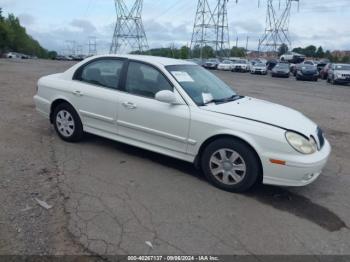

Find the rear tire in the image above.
[
  {"left": 201, "top": 138, "right": 260, "bottom": 193},
  {"left": 53, "top": 103, "right": 84, "bottom": 143}
]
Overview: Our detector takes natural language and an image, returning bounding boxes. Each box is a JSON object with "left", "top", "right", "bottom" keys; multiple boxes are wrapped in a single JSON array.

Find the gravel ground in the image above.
[{"left": 0, "top": 59, "right": 350, "bottom": 257}]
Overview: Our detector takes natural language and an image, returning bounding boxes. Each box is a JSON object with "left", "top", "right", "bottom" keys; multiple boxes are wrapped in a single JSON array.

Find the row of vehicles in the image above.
[
  {"left": 198, "top": 57, "right": 350, "bottom": 85},
  {"left": 203, "top": 58, "right": 257, "bottom": 73},
  {"left": 2, "top": 52, "right": 37, "bottom": 59}
]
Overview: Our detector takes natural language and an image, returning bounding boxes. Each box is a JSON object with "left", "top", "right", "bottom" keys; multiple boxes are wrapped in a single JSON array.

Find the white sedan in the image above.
[
  {"left": 217, "top": 60, "right": 234, "bottom": 71},
  {"left": 34, "top": 55, "right": 331, "bottom": 192}
]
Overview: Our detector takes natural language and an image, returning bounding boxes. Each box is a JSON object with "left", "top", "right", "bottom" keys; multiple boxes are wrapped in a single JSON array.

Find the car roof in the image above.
[{"left": 90, "top": 54, "right": 196, "bottom": 66}]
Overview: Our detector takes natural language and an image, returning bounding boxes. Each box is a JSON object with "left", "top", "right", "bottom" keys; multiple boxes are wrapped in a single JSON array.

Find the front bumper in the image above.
[
  {"left": 232, "top": 66, "right": 248, "bottom": 72},
  {"left": 252, "top": 69, "right": 267, "bottom": 74},
  {"left": 262, "top": 139, "right": 331, "bottom": 187},
  {"left": 272, "top": 72, "right": 290, "bottom": 77},
  {"left": 204, "top": 64, "right": 217, "bottom": 69},
  {"left": 298, "top": 74, "right": 318, "bottom": 80},
  {"left": 218, "top": 66, "right": 232, "bottom": 71},
  {"left": 334, "top": 78, "right": 350, "bottom": 84}
]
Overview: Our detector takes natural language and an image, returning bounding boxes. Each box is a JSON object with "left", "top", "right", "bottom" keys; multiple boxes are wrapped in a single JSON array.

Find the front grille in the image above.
[
  {"left": 317, "top": 127, "right": 325, "bottom": 149},
  {"left": 342, "top": 74, "right": 350, "bottom": 77}
]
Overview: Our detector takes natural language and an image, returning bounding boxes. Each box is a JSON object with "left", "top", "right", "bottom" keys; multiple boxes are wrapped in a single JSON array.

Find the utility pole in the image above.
[
  {"left": 88, "top": 36, "right": 97, "bottom": 56},
  {"left": 245, "top": 36, "right": 249, "bottom": 51},
  {"left": 110, "top": 0, "right": 149, "bottom": 54},
  {"left": 258, "top": 0, "right": 300, "bottom": 54},
  {"left": 190, "top": 0, "right": 235, "bottom": 59}
]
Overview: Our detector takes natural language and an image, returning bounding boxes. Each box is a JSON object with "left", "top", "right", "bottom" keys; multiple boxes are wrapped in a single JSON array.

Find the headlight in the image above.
[{"left": 285, "top": 131, "right": 317, "bottom": 154}]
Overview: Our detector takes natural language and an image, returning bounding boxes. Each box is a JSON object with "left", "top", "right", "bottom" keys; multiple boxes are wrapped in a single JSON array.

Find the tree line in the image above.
[
  {"left": 0, "top": 8, "right": 56, "bottom": 59},
  {"left": 131, "top": 45, "right": 247, "bottom": 59}
]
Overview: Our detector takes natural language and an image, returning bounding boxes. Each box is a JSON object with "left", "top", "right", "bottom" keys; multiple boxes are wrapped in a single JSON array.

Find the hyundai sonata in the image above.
[{"left": 34, "top": 55, "right": 331, "bottom": 192}]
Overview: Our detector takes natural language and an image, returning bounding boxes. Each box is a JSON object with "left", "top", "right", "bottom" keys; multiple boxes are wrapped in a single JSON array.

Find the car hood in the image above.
[
  {"left": 335, "top": 70, "right": 350, "bottom": 74},
  {"left": 273, "top": 68, "right": 289, "bottom": 72},
  {"left": 201, "top": 97, "right": 317, "bottom": 135}
]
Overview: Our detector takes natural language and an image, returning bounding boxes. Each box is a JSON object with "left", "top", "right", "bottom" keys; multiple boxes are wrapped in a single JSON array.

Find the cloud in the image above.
[
  {"left": 18, "top": 13, "right": 35, "bottom": 26},
  {"left": 231, "top": 21, "right": 264, "bottom": 34},
  {"left": 70, "top": 19, "right": 96, "bottom": 33}
]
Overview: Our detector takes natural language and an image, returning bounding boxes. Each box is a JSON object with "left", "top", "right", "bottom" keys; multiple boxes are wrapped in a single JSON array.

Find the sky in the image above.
[{"left": 1, "top": 0, "right": 350, "bottom": 54}]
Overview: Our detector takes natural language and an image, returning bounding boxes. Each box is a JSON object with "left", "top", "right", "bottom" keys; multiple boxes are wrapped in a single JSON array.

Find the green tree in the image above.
[
  {"left": 0, "top": 10, "right": 56, "bottom": 58},
  {"left": 180, "top": 45, "right": 190, "bottom": 59},
  {"left": 303, "top": 45, "right": 317, "bottom": 57},
  {"left": 278, "top": 43, "right": 288, "bottom": 56},
  {"left": 230, "top": 46, "right": 246, "bottom": 57},
  {"left": 341, "top": 56, "right": 350, "bottom": 63},
  {"left": 316, "top": 46, "right": 325, "bottom": 58}
]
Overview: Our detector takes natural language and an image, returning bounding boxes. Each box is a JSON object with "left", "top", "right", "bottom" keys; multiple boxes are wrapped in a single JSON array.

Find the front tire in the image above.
[
  {"left": 53, "top": 103, "right": 84, "bottom": 142},
  {"left": 201, "top": 138, "right": 260, "bottom": 193}
]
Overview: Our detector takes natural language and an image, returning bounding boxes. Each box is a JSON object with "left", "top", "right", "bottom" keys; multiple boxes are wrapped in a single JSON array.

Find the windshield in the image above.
[
  {"left": 335, "top": 65, "right": 350, "bottom": 70},
  {"left": 222, "top": 60, "right": 232, "bottom": 64},
  {"left": 236, "top": 60, "right": 247, "bottom": 64},
  {"left": 166, "top": 65, "right": 238, "bottom": 106},
  {"left": 275, "top": 63, "right": 289, "bottom": 69},
  {"left": 255, "top": 63, "right": 266, "bottom": 67}
]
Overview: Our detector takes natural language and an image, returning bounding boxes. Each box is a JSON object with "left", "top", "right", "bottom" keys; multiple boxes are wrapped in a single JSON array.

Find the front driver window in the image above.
[
  {"left": 80, "top": 59, "right": 124, "bottom": 90},
  {"left": 125, "top": 62, "right": 173, "bottom": 99}
]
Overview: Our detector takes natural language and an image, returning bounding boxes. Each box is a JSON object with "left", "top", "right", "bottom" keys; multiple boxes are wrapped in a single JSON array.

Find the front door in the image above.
[
  {"left": 71, "top": 58, "right": 125, "bottom": 134},
  {"left": 117, "top": 61, "right": 191, "bottom": 153}
]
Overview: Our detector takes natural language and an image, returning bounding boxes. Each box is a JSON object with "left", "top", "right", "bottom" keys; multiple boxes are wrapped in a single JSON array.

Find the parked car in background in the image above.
[
  {"left": 280, "top": 51, "right": 306, "bottom": 63},
  {"left": 250, "top": 62, "right": 267, "bottom": 75},
  {"left": 316, "top": 59, "right": 330, "bottom": 73},
  {"left": 327, "top": 64, "right": 350, "bottom": 85},
  {"left": 292, "top": 61, "right": 317, "bottom": 76},
  {"left": 55, "top": 55, "right": 73, "bottom": 61},
  {"left": 296, "top": 64, "right": 319, "bottom": 81},
  {"left": 5, "top": 52, "right": 20, "bottom": 59},
  {"left": 271, "top": 63, "right": 290, "bottom": 78},
  {"left": 217, "top": 60, "right": 234, "bottom": 71},
  {"left": 186, "top": 58, "right": 205, "bottom": 67},
  {"left": 231, "top": 59, "right": 250, "bottom": 72},
  {"left": 203, "top": 58, "right": 220, "bottom": 70},
  {"left": 267, "top": 59, "right": 278, "bottom": 70},
  {"left": 320, "top": 63, "right": 332, "bottom": 80},
  {"left": 34, "top": 54, "right": 331, "bottom": 192}
]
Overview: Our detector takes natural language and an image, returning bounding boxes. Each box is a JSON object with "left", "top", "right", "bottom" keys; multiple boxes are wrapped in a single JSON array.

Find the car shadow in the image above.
[{"left": 83, "top": 134, "right": 348, "bottom": 233}]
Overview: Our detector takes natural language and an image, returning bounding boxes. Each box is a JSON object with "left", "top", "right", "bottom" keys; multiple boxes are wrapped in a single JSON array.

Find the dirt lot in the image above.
[{"left": 1, "top": 59, "right": 350, "bottom": 257}]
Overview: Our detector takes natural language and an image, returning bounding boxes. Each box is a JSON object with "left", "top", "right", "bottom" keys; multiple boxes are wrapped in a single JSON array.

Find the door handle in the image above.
[
  {"left": 73, "top": 90, "right": 83, "bottom": 97},
  {"left": 122, "top": 102, "right": 137, "bottom": 109}
]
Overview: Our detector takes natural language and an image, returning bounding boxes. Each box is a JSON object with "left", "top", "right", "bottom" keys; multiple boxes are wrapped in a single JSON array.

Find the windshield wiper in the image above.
[{"left": 204, "top": 95, "right": 243, "bottom": 105}]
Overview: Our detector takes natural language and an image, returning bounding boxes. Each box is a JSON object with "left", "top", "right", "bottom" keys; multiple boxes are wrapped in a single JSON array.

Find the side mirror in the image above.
[{"left": 155, "top": 90, "right": 181, "bottom": 105}]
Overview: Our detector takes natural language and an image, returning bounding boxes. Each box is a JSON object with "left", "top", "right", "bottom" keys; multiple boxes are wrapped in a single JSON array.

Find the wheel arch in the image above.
[
  {"left": 50, "top": 98, "right": 77, "bottom": 123},
  {"left": 194, "top": 134, "right": 264, "bottom": 182}
]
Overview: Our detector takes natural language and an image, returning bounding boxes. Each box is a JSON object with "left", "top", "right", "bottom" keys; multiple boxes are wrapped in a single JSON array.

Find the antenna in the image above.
[
  {"left": 190, "top": 0, "right": 235, "bottom": 59},
  {"left": 258, "top": 0, "right": 299, "bottom": 54},
  {"left": 110, "top": 0, "right": 149, "bottom": 54}
]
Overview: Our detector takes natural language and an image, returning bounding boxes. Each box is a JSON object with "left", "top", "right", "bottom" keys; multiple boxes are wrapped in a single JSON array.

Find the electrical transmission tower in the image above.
[
  {"left": 88, "top": 37, "right": 97, "bottom": 56},
  {"left": 258, "top": 0, "right": 299, "bottom": 54},
  {"left": 110, "top": 0, "right": 149, "bottom": 54},
  {"left": 190, "top": 0, "right": 234, "bottom": 59}
]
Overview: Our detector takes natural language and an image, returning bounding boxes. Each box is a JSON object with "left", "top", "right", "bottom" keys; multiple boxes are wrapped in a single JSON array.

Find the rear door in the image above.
[{"left": 71, "top": 58, "right": 126, "bottom": 134}]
